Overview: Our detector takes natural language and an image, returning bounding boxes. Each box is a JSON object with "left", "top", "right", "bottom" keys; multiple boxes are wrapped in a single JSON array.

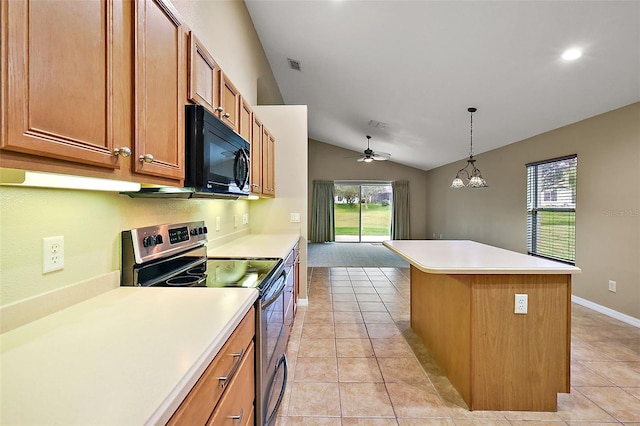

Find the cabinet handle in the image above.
[
  {"left": 215, "top": 106, "right": 224, "bottom": 113},
  {"left": 113, "top": 147, "right": 131, "bottom": 157},
  {"left": 139, "top": 154, "right": 154, "bottom": 163},
  {"left": 218, "top": 349, "right": 244, "bottom": 389},
  {"left": 223, "top": 112, "right": 230, "bottom": 119},
  {"left": 228, "top": 408, "right": 244, "bottom": 426},
  {"left": 250, "top": 184, "right": 259, "bottom": 188}
]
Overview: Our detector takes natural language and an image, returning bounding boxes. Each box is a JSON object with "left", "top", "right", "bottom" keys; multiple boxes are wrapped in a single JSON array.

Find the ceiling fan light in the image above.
[{"left": 364, "top": 157, "right": 374, "bottom": 163}]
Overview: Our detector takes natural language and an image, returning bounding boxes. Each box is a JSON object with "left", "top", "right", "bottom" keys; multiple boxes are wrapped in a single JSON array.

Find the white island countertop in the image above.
[
  {"left": 0, "top": 287, "right": 257, "bottom": 426},
  {"left": 383, "top": 240, "right": 581, "bottom": 274},
  {"left": 208, "top": 233, "right": 300, "bottom": 259}
]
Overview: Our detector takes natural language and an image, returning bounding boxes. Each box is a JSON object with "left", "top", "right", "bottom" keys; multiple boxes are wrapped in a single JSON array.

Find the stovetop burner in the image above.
[{"left": 121, "top": 221, "right": 283, "bottom": 292}]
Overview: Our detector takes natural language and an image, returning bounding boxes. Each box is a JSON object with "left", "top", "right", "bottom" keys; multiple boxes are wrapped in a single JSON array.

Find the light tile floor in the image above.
[{"left": 275, "top": 266, "right": 640, "bottom": 425}]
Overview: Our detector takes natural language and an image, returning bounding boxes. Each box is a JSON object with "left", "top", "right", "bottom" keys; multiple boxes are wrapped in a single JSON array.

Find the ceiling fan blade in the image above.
[{"left": 372, "top": 152, "right": 391, "bottom": 160}]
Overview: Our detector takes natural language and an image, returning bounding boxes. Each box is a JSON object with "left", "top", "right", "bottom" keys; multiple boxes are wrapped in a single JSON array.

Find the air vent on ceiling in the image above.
[
  {"left": 368, "top": 120, "right": 387, "bottom": 130},
  {"left": 287, "top": 58, "right": 301, "bottom": 71}
]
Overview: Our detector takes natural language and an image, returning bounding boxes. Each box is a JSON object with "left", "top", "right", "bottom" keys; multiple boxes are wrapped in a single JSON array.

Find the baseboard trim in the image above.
[
  {"left": 572, "top": 295, "right": 640, "bottom": 328},
  {"left": 297, "top": 298, "right": 309, "bottom": 307}
]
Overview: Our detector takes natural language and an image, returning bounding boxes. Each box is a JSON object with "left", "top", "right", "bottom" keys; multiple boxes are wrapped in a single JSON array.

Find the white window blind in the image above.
[{"left": 526, "top": 155, "right": 577, "bottom": 264}]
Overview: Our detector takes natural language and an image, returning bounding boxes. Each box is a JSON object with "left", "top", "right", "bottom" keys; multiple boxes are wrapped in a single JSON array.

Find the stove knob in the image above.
[
  {"left": 154, "top": 235, "right": 163, "bottom": 245},
  {"left": 202, "top": 226, "right": 208, "bottom": 234},
  {"left": 190, "top": 228, "right": 198, "bottom": 236},
  {"left": 143, "top": 236, "right": 155, "bottom": 247},
  {"left": 198, "top": 227, "right": 203, "bottom": 235}
]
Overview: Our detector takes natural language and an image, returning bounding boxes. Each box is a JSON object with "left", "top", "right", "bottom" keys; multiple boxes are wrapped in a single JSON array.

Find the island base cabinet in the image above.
[{"left": 410, "top": 266, "right": 571, "bottom": 411}]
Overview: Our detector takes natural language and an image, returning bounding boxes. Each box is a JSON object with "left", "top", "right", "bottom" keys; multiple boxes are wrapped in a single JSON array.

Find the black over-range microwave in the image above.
[{"left": 185, "top": 104, "right": 250, "bottom": 197}]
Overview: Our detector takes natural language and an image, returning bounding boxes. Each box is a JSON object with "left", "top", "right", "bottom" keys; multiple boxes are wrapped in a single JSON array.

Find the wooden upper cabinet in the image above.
[
  {"left": 219, "top": 72, "right": 241, "bottom": 132},
  {"left": 187, "top": 32, "right": 220, "bottom": 116},
  {"left": 239, "top": 98, "right": 253, "bottom": 142},
  {"left": 1, "top": 0, "right": 126, "bottom": 168},
  {"left": 250, "top": 115, "right": 263, "bottom": 194},
  {"left": 262, "top": 126, "right": 275, "bottom": 198},
  {"left": 134, "top": 0, "right": 185, "bottom": 180}
]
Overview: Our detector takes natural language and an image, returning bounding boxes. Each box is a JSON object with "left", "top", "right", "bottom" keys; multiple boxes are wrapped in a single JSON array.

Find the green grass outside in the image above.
[
  {"left": 535, "top": 211, "right": 576, "bottom": 262},
  {"left": 335, "top": 203, "right": 391, "bottom": 236}
]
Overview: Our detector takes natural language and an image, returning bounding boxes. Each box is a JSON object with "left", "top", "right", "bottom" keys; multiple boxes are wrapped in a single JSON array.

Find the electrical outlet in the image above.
[
  {"left": 608, "top": 280, "right": 617, "bottom": 292},
  {"left": 514, "top": 294, "right": 528, "bottom": 314},
  {"left": 290, "top": 213, "right": 300, "bottom": 223},
  {"left": 43, "top": 236, "right": 64, "bottom": 273},
  {"left": 215, "top": 217, "right": 221, "bottom": 232},
  {"left": 242, "top": 213, "right": 249, "bottom": 225}
]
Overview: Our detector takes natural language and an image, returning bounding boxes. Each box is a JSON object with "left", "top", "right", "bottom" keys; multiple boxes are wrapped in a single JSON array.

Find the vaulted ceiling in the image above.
[{"left": 245, "top": 1, "right": 640, "bottom": 171}]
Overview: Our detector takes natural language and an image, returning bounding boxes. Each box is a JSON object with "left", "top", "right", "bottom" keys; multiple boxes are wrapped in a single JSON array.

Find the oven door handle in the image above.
[
  {"left": 261, "top": 271, "right": 287, "bottom": 309},
  {"left": 265, "top": 354, "right": 288, "bottom": 426}
]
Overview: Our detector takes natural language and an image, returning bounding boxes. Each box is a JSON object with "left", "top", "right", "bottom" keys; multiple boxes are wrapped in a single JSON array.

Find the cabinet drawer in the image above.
[
  {"left": 168, "top": 306, "right": 255, "bottom": 425},
  {"left": 207, "top": 342, "right": 255, "bottom": 426}
]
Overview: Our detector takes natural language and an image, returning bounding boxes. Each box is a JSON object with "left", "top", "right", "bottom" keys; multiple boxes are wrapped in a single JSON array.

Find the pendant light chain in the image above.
[{"left": 469, "top": 109, "right": 474, "bottom": 158}]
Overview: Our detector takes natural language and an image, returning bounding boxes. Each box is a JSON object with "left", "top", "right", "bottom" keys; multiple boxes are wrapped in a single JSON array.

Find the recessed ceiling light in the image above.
[{"left": 562, "top": 48, "right": 583, "bottom": 61}]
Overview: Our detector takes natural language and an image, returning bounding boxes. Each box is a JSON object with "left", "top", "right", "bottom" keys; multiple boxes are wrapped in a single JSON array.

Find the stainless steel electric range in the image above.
[{"left": 121, "top": 221, "right": 289, "bottom": 425}]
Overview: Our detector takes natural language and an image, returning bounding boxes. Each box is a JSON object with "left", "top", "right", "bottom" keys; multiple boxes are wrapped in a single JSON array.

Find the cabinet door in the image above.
[
  {"left": 219, "top": 72, "right": 240, "bottom": 132},
  {"left": 134, "top": 0, "right": 185, "bottom": 180},
  {"left": 206, "top": 343, "right": 255, "bottom": 426},
  {"left": 262, "top": 127, "right": 275, "bottom": 197},
  {"left": 1, "top": 0, "right": 126, "bottom": 168},
  {"left": 188, "top": 32, "right": 220, "bottom": 115},
  {"left": 239, "top": 97, "right": 252, "bottom": 142},
  {"left": 250, "top": 115, "right": 263, "bottom": 195}
]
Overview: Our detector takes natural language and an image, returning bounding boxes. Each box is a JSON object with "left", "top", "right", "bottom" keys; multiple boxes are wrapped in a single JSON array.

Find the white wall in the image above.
[{"left": 250, "top": 105, "right": 309, "bottom": 299}]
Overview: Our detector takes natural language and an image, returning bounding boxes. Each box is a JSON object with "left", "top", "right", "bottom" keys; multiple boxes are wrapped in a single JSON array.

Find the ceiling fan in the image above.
[{"left": 356, "top": 135, "right": 391, "bottom": 163}]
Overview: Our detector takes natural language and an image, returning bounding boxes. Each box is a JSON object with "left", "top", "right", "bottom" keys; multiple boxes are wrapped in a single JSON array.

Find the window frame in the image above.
[{"left": 526, "top": 154, "right": 577, "bottom": 265}]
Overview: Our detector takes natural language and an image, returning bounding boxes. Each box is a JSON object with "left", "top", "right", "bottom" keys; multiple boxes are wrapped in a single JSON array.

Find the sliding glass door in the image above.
[{"left": 334, "top": 183, "right": 392, "bottom": 242}]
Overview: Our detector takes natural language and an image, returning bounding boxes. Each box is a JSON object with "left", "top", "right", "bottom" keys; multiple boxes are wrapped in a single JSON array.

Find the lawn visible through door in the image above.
[{"left": 334, "top": 183, "right": 392, "bottom": 242}]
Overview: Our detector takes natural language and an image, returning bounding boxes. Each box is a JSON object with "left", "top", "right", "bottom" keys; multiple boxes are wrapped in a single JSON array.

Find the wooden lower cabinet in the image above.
[
  {"left": 207, "top": 343, "right": 255, "bottom": 426},
  {"left": 168, "top": 307, "right": 255, "bottom": 425}
]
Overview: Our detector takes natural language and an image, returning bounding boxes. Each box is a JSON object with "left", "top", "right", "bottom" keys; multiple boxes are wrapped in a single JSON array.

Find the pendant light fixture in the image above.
[{"left": 451, "top": 107, "right": 488, "bottom": 188}]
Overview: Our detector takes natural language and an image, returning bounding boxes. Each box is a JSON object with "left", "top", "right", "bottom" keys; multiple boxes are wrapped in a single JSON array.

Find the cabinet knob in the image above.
[
  {"left": 251, "top": 183, "right": 259, "bottom": 188},
  {"left": 223, "top": 112, "right": 230, "bottom": 119},
  {"left": 139, "top": 154, "right": 154, "bottom": 163},
  {"left": 215, "top": 106, "right": 224, "bottom": 113},
  {"left": 113, "top": 147, "right": 131, "bottom": 157}
]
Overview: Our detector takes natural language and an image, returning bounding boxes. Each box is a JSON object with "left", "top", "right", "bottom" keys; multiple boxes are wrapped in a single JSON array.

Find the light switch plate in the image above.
[{"left": 290, "top": 213, "right": 301, "bottom": 223}]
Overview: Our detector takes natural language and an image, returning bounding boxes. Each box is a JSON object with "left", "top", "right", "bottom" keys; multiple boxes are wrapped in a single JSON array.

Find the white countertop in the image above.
[
  {"left": 383, "top": 240, "right": 581, "bottom": 274},
  {"left": 0, "top": 287, "right": 258, "bottom": 426},
  {"left": 208, "top": 233, "right": 300, "bottom": 259}
]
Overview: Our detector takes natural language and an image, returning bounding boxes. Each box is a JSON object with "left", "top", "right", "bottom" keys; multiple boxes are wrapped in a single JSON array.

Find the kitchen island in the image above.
[{"left": 383, "top": 240, "right": 581, "bottom": 412}]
